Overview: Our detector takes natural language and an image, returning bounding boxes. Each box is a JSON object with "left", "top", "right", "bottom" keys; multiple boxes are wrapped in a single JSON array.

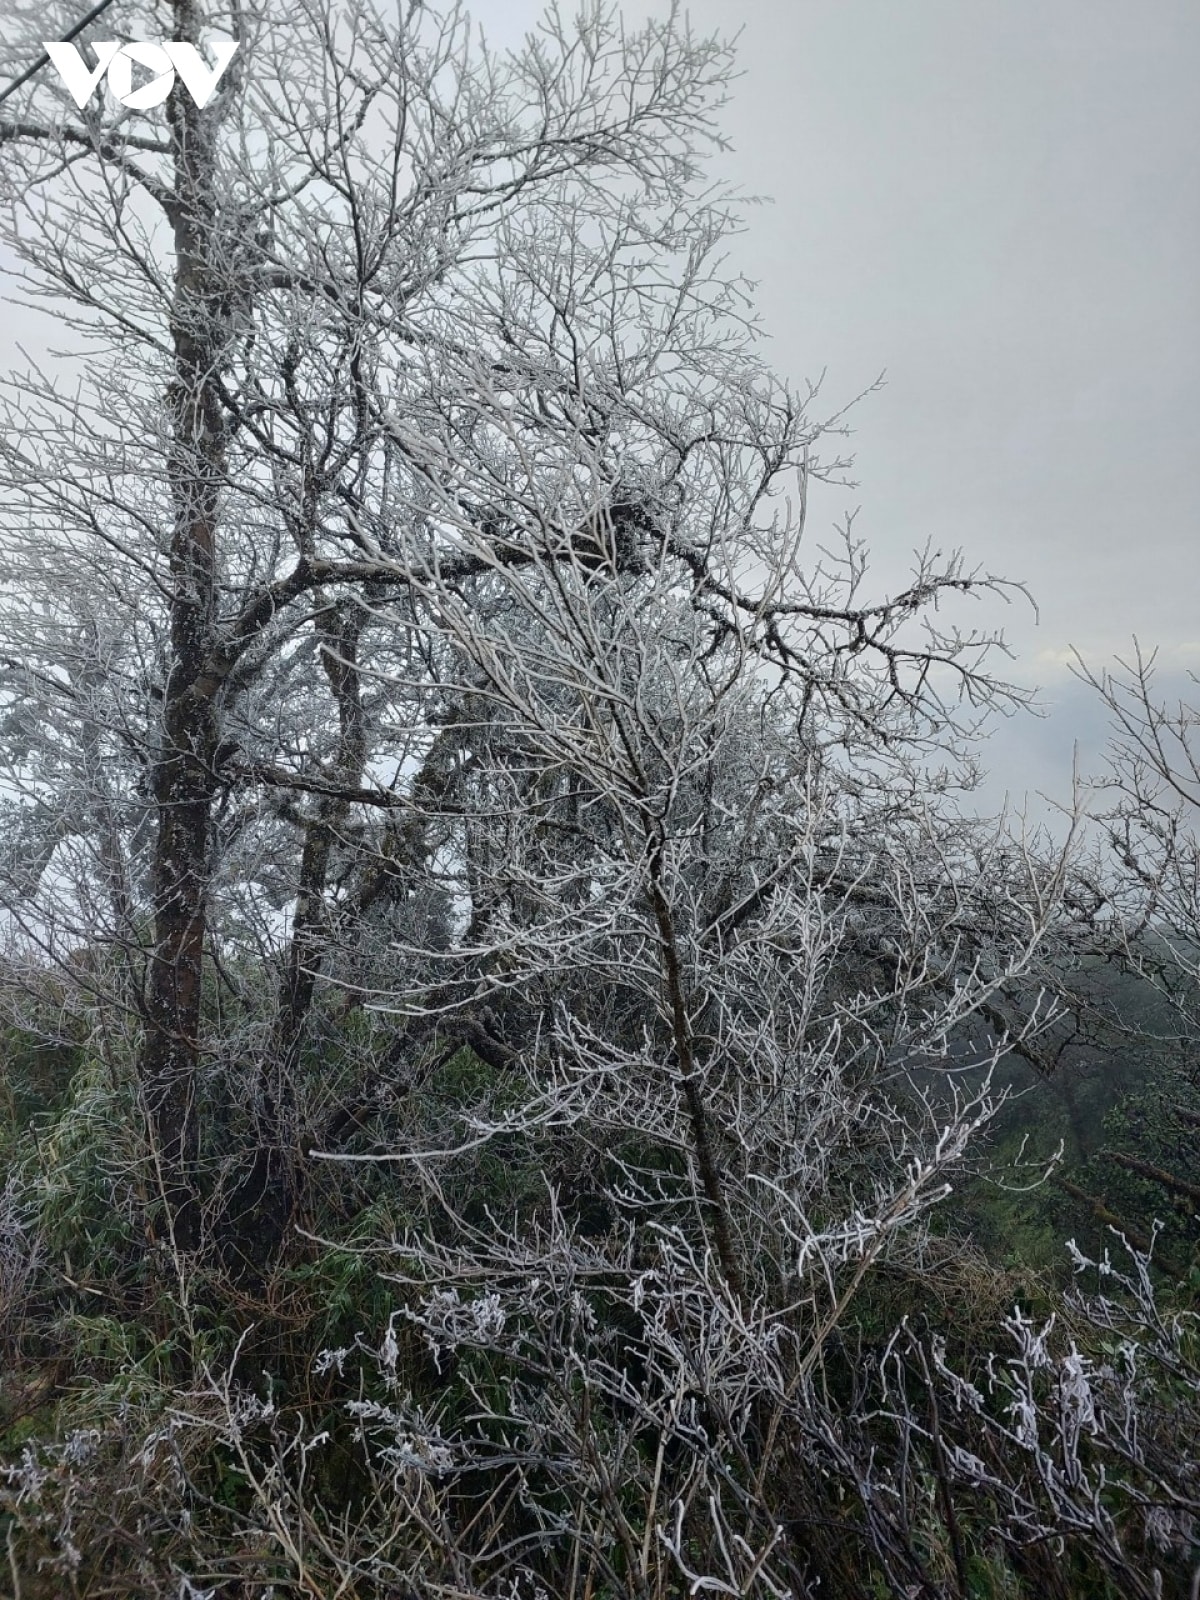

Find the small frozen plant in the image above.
[{"left": 414, "top": 1287, "right": 508, "bottom": 1369}]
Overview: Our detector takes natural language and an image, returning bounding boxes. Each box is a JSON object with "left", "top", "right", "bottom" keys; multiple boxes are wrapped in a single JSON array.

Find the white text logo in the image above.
[{"left": 43, "top": 40, "right": 239, "bottom": 111}]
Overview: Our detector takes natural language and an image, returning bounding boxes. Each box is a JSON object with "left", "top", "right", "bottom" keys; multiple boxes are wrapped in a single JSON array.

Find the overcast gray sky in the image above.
[{"left": 474, "top": 0, "right": 1200, "bottom": 804}]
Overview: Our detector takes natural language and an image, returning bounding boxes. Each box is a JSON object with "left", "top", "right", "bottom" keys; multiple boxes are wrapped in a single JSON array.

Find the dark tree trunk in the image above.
[
  {"left": 225, "top": 600, "right": 369, "bottom": 1268},
  {"left": 140, "top": 0, "right": 228, "bottom": 1252},
  {"left": 274, "top": 598, "right": 369, "bottom": 1081}
]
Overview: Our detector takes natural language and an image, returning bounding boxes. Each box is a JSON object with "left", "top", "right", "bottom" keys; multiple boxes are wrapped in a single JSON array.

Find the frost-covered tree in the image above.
[
  {"left": 0, "top": 0, "right": 1057, "bottom": 1260},
  {"left": 7, "top": 8, "right": 1182, "bottom": 1596}
]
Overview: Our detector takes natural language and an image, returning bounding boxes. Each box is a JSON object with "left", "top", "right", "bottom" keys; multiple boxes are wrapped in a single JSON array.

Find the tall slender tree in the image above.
[{"left": 0, "top": 0, "right": 1052, "bottom": 1270}]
